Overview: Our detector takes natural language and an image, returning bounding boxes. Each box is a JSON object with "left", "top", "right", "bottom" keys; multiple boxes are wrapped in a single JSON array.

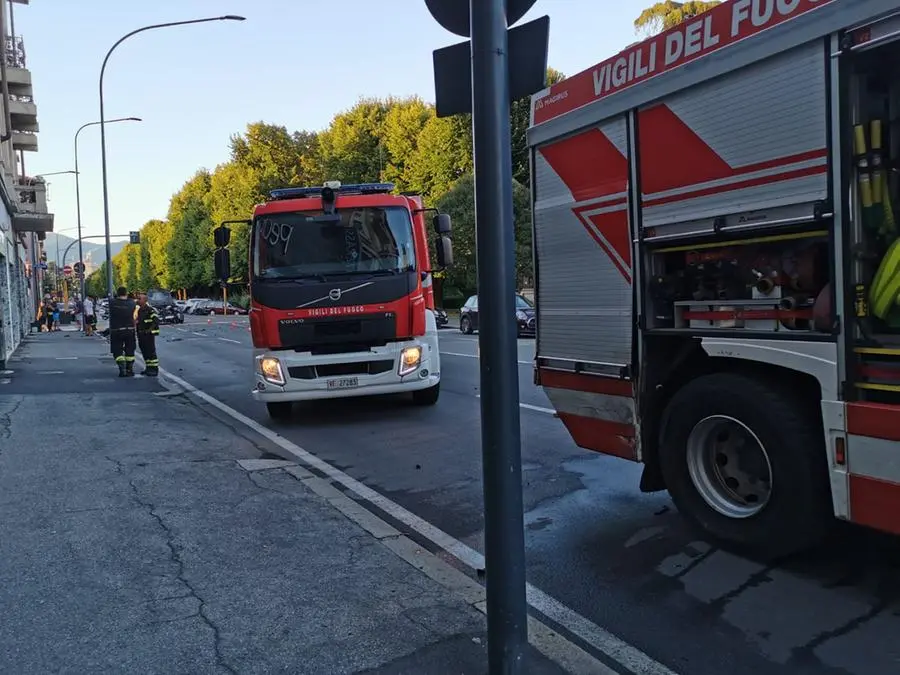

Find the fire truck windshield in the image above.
[{"left": 252, "top": 206, "right": 416, "bottom": 279}]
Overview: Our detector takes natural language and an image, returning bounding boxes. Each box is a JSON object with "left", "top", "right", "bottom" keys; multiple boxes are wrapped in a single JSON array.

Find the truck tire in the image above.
[
  {"left": 266, "top": 401, "right": 293, "bottom": 421},
  {"left": 658, "top": 372, "right": 832, "bottom": 558},
  {"left": 412, "top": 383, "right": 440, "bottom": 406}
]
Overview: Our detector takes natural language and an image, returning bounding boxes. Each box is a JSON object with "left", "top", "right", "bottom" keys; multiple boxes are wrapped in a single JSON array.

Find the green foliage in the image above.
[
  {"left": 633, "top": 1, "right": 721, "bottom": 36},
  {"left": 112, "top": 69, "right": 563, "bottom": 296},
  {"left": 435, "top": 174, "right": 533, "bottom": 297}
]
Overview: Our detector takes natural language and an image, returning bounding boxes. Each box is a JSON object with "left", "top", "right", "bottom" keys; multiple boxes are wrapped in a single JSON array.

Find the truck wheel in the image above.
[
  {"left": 412, "top": 383, "right": 440, "bottom": 406},
  {"left": 460, "top": 317, "right": 473, "bottom": 334},
  {"left": 266, "top": 401, "right": 293, "bottom": 421},
  {"left": 658, "top": 372, "right": 832, "bottom": 558}
]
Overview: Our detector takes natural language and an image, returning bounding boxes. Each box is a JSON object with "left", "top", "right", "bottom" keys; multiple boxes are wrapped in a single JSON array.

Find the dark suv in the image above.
[{"left": 458, "top": 293, "right": 536, "bottom": 337}]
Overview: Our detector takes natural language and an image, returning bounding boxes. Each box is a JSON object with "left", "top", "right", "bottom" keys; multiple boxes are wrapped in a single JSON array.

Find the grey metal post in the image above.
[
  {"left": 470, "top": 0, "right": 528, "bottom": 671},
  {"left": 74, "top": 131, "right": 86, "bottom": 326},
  {"left": 98, "top": 16, "right": 245, "bottom": 301}
]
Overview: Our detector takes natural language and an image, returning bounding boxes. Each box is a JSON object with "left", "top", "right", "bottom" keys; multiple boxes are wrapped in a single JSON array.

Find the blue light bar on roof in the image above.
[{"left": 268, "top": 182, "right": 396, "bottom": 201}]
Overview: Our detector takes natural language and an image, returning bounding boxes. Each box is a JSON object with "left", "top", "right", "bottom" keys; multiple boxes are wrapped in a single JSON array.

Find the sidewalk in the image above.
[{"left": 0, "top": 332, "right": 570, "bottom": 674}]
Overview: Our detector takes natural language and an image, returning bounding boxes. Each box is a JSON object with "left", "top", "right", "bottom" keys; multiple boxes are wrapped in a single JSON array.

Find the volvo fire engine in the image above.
[
  {"left": 529, "top": 0, "right": 900, "bottom": 556},
  {"left": 245, "top": 181, "right": 452, "bottom": 420}
]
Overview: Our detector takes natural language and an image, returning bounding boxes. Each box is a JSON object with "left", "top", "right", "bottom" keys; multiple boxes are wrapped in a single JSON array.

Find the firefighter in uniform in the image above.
[
  {"left": 135, "top": 293, "right": 160, "bottom": 376},
  {"left": 108, "top": 286, "right": 137, "bottom": 377}
]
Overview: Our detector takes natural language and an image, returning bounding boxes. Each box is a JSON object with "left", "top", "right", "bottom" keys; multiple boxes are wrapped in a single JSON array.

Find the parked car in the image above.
[
  {"left": 184, "top": 298, "right": 208, "bottom": 315},
  {"left": 199, "top": 300, "right": 248, "bottom": 316},
  {"left": 459, "top": 293, "right": 536, "bottom": 337},
  {"left": 435, "top": 308, "right": 449, "bottom": 328}
]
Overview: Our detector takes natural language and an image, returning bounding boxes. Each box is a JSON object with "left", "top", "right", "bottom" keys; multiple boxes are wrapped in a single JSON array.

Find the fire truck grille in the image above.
[{"left": 287, "top": 360, "right": 394, "bottom": 380}]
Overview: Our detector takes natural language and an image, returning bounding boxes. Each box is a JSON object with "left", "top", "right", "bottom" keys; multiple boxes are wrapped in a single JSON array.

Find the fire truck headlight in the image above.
[
  {"left": 259, "top": 356, "right": 286, "bottom": 385},
  {"left": 399, "top": 346, "right": 422, "bottom": 376}
]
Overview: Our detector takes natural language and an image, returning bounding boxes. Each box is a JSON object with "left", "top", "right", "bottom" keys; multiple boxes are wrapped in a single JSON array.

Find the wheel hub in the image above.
[{"left": 685, "top": 415, "right": 773, "bottom": 519}]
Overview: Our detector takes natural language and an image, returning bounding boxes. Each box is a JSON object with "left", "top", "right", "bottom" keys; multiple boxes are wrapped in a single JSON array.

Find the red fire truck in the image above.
[
  {"left": 529, "top": 0, "right": 900, "bottom": 556},
  {"left": 246, "top": 181, "right": 452, "bottom": 420}
]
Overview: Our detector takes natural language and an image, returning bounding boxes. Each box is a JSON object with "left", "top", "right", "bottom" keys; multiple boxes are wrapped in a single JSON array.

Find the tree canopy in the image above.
[{"left": 634, "top": 1, "right": 721, "bottom": 36}]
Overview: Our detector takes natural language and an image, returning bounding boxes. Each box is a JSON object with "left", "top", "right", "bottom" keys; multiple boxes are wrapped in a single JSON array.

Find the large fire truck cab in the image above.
[
  {"left": 246, "top": 181, "right": 452, "bottom": 420},
  {"left": 529, "top": 0, "right": 900, "bottom": 556}
]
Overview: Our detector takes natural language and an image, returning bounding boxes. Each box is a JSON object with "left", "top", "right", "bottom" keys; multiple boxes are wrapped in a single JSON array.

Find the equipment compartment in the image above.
[
  {"left": 645, "top": 233, "right": 831, "bottom": 334},
  {"left": 846, "top": 31, "right": 900, "bottom": 339}
]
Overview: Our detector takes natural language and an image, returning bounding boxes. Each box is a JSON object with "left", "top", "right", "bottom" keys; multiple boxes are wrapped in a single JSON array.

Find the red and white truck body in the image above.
[
  {"left": 529, "top": 0, "right": 900, "bottom": 554},
  {"left": 247, "top": 182, "right": 452, "bottom": 418}
]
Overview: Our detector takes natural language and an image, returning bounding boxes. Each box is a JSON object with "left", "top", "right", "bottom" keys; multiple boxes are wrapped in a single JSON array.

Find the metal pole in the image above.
[
  {"left": 469, "top": 0, "right": 528, "bottom": 672},
  {"left": 74, "top": 131, "right": 85, "bottom": 327},
  {"left": 98, "top": 16, "right": 245, "bottom": 302}
]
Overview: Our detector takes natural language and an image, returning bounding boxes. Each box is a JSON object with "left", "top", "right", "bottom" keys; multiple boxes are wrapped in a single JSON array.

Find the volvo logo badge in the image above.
[{"left": 328, "top": 288, "right": 342, "bottom": 302}]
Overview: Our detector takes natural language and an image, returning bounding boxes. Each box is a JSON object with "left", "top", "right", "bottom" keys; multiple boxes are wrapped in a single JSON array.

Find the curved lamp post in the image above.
[
  {"left": 98, "top": 15, "right": 246, "bottom": 298},
  {"left": 75, "top": 116, "right": 141, "bottom": 322}
]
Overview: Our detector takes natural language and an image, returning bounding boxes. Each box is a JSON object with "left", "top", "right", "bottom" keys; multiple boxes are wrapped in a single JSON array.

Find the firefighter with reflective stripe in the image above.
[
  {"left": 135, "top": 292, "right": 160, "bottom": 376},
  {"left": 108, "top": 286, "right": 137, "bottom": 377}
]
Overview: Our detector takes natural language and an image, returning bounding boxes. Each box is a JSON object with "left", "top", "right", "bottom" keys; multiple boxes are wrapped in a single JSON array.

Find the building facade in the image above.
[{"left": 0, "top": 0, "right": 53, "bottom": 368}]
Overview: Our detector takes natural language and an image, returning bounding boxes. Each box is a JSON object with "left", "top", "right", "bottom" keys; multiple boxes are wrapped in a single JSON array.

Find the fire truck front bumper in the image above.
[{"left": 251, "top": 339, "right": 440, "bottom": 402}]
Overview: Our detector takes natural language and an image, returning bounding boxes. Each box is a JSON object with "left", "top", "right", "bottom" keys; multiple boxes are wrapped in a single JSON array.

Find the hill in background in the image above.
[{"left": 42, "top": 233, "right": 128, "bottom": 269}]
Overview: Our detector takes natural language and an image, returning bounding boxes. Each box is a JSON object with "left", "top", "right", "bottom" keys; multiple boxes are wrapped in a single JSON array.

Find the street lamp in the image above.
[
  {"left": 75, "top": 116, "right": 141, "bottom": 321},
  {"left": 98, "top": 14, "right": 246, "bottom": 299}
]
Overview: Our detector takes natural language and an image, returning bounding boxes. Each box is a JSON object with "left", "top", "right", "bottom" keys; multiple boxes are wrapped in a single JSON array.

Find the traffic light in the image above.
[
  {"left": 426, "top": 0, "right": 548, "bottom": 117},
  {"left": 213, "top": 224, "right": 231, "bottom": 282},
  {"left": 214, "top": 248, "right": 231, "bottom": 282},
  {"left": 129, "top": 231, "right": 140, "bottom": 244},
  {"left": 73, "top": 261, "right": 84, "bottom": 274}
]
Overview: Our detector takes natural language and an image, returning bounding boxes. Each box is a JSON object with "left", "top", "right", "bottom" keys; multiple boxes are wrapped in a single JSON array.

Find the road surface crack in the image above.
[
  {"left": 125, "top": 476, "right": 237, "bottom": 674},
  {"left": 0, "top": 396, "right": 23, "bottom": 444}
]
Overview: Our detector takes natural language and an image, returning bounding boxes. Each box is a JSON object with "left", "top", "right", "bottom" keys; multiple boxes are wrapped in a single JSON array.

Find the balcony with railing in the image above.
[
  {"left": 4, "top": 35, "right": 31, "bottom": 95},
  {"left": 12, "top": 176, "right": 53, "bottom": 233}
]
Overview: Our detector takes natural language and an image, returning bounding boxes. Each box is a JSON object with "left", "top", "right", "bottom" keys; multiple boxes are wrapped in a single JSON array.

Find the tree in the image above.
[
  {"left": 407, "top": 114, "right": 473, "bottom": 202},
  {"left": 123, "top": 245, "right": 139, "bottom": 292},
  {"left": 380, "top": 98, "right": 434, "bottom": 191},
  {"left": 312, "top": 98, "right": 390, "bottom": 183},
  {"left": 634, "top": 1, "right": 721, "bottom": 36},
  {"left": 436, "top": 174, "right": 533, "bottom": 297}
]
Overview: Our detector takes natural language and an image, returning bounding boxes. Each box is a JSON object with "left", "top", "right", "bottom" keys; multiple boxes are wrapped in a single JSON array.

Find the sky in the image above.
[{"left": 18, "top": 0, "right": 650, "bottom": 254}]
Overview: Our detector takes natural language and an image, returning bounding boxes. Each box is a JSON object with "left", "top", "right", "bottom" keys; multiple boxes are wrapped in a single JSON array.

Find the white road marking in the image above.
[
  {"left": 153, "top": 365, "right": 678, "bottom": 675},
  {"left": 56, "top": 357, "right": 78, "bottom": 360},
  {"left": 218, "top": 338, "right": 242, "bottom": 345},
  {"left": 442, "top": 350, "right": 532, "bottom": 366},
  {"left": 191, "top": 331, "right": 205, "bottom": 337},
  {"left": 37, "top": 370, "right": 65, "bottom": 375},
  {"left": 176, "top": 327, "right": 189, "bottom": 333},
  {"left": 0, "top": 378, "right": 10, "bottom": 385},
  {"left": 474, "top": 393, "right": 556, "bottom": 416}
]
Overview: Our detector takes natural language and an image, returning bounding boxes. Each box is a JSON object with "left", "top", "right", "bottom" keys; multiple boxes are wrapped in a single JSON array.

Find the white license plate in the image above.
[{"left": 326, "top": 377, "right": 359, "bottom": 390}]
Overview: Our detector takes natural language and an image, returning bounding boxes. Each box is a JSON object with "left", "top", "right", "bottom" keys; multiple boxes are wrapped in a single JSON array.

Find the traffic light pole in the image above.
[{"left": 470, "top": 1, "right": 528, "bottom": 671}]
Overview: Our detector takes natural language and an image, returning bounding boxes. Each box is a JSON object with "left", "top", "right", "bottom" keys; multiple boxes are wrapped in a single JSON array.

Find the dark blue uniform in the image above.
[
  {"left": 136, "top": 303, "right": 160, "bottom": 376},
  {"left": 108, "top": 296, "right": 136, "bottom": 377}
]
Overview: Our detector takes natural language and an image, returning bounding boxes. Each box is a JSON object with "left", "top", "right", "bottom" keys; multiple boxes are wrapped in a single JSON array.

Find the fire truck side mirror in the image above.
[
  {"left": 214, "top": 225, "right": 231, "bottom": 248},
  {"left": 433, "top": 213, "right": 452, "bottom": 235},
  {"left": 434, "top": 235, "right": 453, "bottom": 268}
]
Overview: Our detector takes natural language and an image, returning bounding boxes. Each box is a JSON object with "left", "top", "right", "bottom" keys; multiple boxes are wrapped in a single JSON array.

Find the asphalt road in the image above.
[{"left": 154, "top": 314, "right": 900, "bottom": 675}]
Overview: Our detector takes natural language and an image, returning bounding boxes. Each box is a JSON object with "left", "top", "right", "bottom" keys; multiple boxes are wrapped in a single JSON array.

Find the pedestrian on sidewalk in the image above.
[
  {"left": 83, "top": 295, "right": 96, "bottom": 336},
  {"left": 52, "top": 297, "right": 62, "bottom": 332},
  {"left": 135, "top": 293, "right": 160, "bottom": 376},
  {"left": 108, "top": 286, "right": 137, "bottom": 377}
]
